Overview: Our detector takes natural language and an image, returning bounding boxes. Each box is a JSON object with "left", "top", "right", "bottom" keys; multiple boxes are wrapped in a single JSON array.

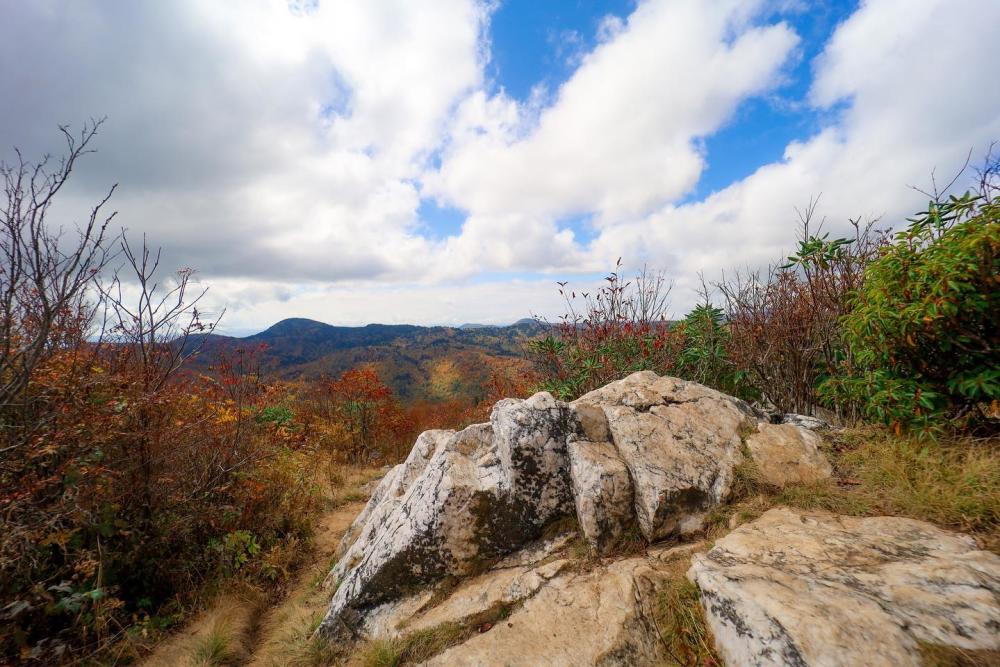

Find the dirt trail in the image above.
[
  {"left": 140, "top": 500, "right": 365, "bottom": 667},
  {"left": 246, "top": 502, "right": 364, "bottom": 666}
]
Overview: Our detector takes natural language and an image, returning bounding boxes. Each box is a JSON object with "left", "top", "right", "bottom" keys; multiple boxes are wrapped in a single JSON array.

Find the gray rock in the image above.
[
  {"left": 688, "top": 507, "right": 1000, "bottom": 666},
  {"left": 781, "top": 413, "right": 831, "bottom": 430},
  {"left": 328, "top": 429, "right": 453, "bottom": 584},
  {"left": 492, "top": 392, "right": 580, "bottom": 527},
  {"left": 574, "top": 372, "right": 757, "bottom": 540},
  {"left": 567, "top": 438, "right": 635, "bottom": 553},
  {"left": 317, "top": 394, "right": 582, "bottom": 639}
]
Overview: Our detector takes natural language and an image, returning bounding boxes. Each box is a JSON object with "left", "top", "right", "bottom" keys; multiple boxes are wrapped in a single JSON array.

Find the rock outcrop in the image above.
[
  {"left": 688, "top": 507, "right": 1000, "bottom": 666},
  {"left": 318, "top": 393, "right": 584, "bottom": 638},
  {"left": 572, "top": 374, "right": 759, "bottom": 542},
  {"left": 424, "top": 550, "right": 676, "bottom": 666},
  {"left": 744, "top": 423, "right": 833, "bottom": 487},
  {"left": 317, "top": 372, "right": 835, "bottom": 643}
]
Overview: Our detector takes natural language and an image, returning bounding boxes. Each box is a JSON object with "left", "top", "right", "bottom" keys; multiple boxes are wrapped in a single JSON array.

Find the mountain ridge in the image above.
[{"left": 185, "top": 316, "right": 549, "bottom": 401}]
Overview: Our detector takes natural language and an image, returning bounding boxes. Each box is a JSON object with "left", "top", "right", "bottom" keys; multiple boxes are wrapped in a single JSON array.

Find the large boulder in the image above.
[
  {"left": 572, "top": 372, "right": 759, "bottom": 541},
  {"left": 317, "top": 394, "right": 583, "bottom": 639},
  {"left": 688, "top": 507, "right": 1000, "bottom": 666},
  {"left": 318, "top": 372, "right": 838, "bottom": 643}
]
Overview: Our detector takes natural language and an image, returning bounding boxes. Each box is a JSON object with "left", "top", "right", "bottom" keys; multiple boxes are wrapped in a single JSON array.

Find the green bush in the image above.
[
  {"left": 820, "top": 192, "right": 1000, "bottom": 435},
  {"left": 256, "top": 405, "right": 295, "bottom": 427},
  {"left": 675, "top": 302, "right": 748, "bottom": 400}
]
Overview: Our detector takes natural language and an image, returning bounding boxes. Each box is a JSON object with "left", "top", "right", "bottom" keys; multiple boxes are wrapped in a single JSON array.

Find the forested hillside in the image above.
[{"left": 186, "top": 318, "right": 548, "bottom": 402}]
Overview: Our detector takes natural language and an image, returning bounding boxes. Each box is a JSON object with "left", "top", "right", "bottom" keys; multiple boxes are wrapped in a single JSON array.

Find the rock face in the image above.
[
  {"left": 424, "top": 545, "right": 698, "bottom": 667},
  {"left": 318, "top": 393, "right": 584, "bottom": 638},
  {"left": 688, "top": 507, "right": 1000, "bottom": 667},
  {"left": 572, "top": 373, "right": 759, "bottom": 541},
  {"left": 318, "top": 372, "right": 834, "bottom": 642},
  {"left": 567, "top": 439, "right": 635, "bottom": 553},
  {"left": 745, "top": 423, "right": 833, "bottom": 487},
  {"left": 362, "top": 533, "right": 573, "bottom": 638}
]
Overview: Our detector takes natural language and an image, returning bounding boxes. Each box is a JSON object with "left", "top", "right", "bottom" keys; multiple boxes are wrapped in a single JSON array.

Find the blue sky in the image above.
[
  {"left": 1, "top": 0, "right": 997, "bottom": 332},
  {"left": 420, "top": 0, "right": 861, "bottom": 285}
]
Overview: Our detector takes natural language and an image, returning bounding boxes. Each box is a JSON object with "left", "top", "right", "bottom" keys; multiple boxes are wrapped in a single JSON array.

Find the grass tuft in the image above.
[
  {"left": 919, "top": 642, "right": 1000, "bottom": 667},
  {"left": 355, "top": 622, "right": 464, "bottom": 667},
  {"left": 653, "top": 572, "right": 721, "bottom": 667},
  {"left": 721, "top": 427, "right": 1000, "bottom": 550},
  {"left": 191, "top": 623, "right": 239, "bottom": 666}
]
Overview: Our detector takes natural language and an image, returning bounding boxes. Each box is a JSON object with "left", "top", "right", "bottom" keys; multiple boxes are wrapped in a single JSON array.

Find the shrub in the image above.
[
  {"left": 0, "top": 130, "right": 324, "bottom": 663},
  {"left": 674, "top": 301, "right": 746, "bottom": 400},
  {"left": 820, "top": 191, "right": 1000, "bottom": 435},
  {"left": 717, "top": 205, "right": 886, "bottom": 416},
  {"left": 527, "top": 261, "right": 681, "bottom": 399}
]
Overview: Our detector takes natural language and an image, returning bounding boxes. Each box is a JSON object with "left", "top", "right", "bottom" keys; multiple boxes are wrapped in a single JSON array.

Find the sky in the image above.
[{"left": 1, "top": 0, "right": 998, "bottom": 335}]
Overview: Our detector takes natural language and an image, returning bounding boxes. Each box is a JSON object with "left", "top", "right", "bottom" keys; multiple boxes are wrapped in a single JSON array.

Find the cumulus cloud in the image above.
[
  {"left": 426, "top": 0, "right": 799, "bottom": 223},
  {"left": 587, "top": 0, "right": 1000, "bottom": 310},
  {"left": 1, "top": 0, "right": 997, "bottom": 329},
  {"left": 1, "top": 0, "right": 487, "bottom": 285}
]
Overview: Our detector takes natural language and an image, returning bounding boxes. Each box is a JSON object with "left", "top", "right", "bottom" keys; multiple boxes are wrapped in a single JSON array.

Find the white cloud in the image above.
[
  {"left": 1, "top": 0, "right": 487, "bottom": 283},
  {"left": 2, "top": 0, "right": 997, "bottom": 327},
  {"left": 426, "top": 0, "right": 799, "bottom": 224},
  {"left": 199, "top": 275, "right": 597, "bottom": 334},
  {"left": 588, "top": 0, "right": 1000, "bottom": 314}
]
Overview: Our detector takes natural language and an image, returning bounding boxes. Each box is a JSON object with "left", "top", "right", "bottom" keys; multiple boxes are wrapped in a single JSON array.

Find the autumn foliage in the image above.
[{"left": 528, "top": 261, "right": 681, "bottom": 399}]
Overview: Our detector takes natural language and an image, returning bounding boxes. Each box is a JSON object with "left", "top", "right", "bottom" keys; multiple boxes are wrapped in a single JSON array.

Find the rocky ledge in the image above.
[{"left": 316, "top": 372, "right": 1000, "bottom": 666}]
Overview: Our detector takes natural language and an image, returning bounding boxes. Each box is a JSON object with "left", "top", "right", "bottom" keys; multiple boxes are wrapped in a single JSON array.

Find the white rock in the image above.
[
  {"left": 745, "top": 423, "right": 833, "bottom": 487},
  {"left": 781, "top": 413, "right": 831, "bottom": 430},
  {"left": 575, "top": 372, "right": 757, "bottom": 540},
  {"left": 318, "top": 393, "right": 584, "bottom": 639},
  {"left": 568, "top": 438, "right": 635, "bottom": 553},
  {"left": 423, "top": 555, "right": 670, "bottom": 667},
  {"left": 327, "top": 429, "right": 453, "bottom": 586},
  {"left": 688, "top": 507, "right": 1000, "bottom": 667}
]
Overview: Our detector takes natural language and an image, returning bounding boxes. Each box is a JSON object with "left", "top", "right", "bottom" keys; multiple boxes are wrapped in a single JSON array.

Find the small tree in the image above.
[
  {"left": 326, "top": 367, "right": 405, "bottom": 462},
  {"left": 675, "top": 300, "right": 742, "bottom": 398},
  {"left": 528, "top": 260, "right": 679, "bottom": 399},
  {"left": 0, "top": 120, "right": 116, "bottom": 433}
]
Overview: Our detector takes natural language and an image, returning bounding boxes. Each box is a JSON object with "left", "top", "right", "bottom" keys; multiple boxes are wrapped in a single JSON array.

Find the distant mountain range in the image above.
[{"left": 185, "top": 317, "right": 549, "bottom": 401}]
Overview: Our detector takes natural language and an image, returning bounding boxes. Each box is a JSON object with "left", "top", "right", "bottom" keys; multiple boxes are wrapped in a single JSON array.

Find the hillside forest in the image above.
[{"left": 1, "top": 124, "right": 998, "bottom": 664}]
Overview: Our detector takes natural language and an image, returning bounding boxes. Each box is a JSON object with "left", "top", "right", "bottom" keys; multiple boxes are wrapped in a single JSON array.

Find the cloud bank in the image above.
[{"left": 1, "top": 0, "right": 997, "bottom": 331}]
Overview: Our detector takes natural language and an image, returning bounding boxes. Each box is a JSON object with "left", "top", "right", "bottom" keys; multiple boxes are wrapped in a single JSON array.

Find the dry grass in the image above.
[
  {"left": 350, "top": 623, "right": 465, "bottom": 667},
  {"left": 716, "top": 427, "right": 1000, "bottom": 550},
  {"left": 919, "top": 642, "right": 1000, "bottom": 667},
  {"left": 140, "top": 459, "right": 382, "bottom": 667},
  {"left": 653, "top": 573, "right": 721, "bottom": 667},
  {"left": 141, "top": 591, "right": 262, "bottom": 667}
]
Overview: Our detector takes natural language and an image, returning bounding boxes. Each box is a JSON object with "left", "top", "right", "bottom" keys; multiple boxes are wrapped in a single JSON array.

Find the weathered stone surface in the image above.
[
  {"left": 688, "top": 507, "right": 1000, "bottom": 667},
  {"left": 568, "top": 438, "right": 635, "bottom": 553},
  {"left": 781, "top": 413, "right": 831, "bottom": 431},
  {"left": 317, "top": 394, "right": 582, "bottom": 639},
  {"left": 745, "top": 423, "right": 833, "bottom": 487},
  {"left": 328, "top": 429, "right": 453, "bottom": 585},
  {"left": 492, "top": 392, "right": 580, "bottom": 526},
  {"left": 371, "top": 558, "right": 570, "bottom": 638},
  {"left": 574, "top": 372, "right": 758, "bottom": 541},
  {"left": 362, "top": 532, "right": 575, "bottom": 638},
  {"left": 423, "top": 554, "right": 672, "bottom": 667}
]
